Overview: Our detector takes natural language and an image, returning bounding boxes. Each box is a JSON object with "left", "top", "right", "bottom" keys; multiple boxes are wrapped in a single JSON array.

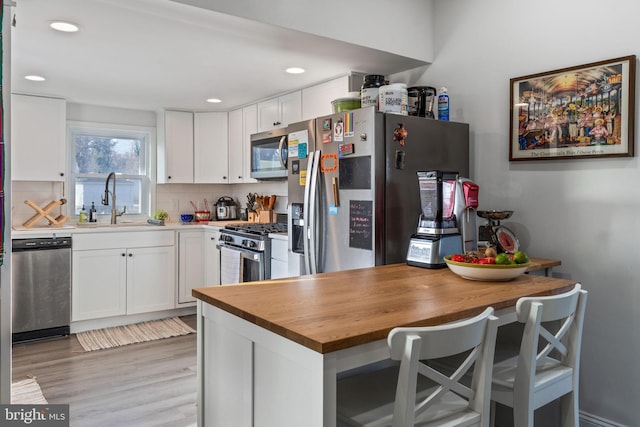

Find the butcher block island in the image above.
[{"left": 193, "top": 261, "right": 575, "bottom": 427}]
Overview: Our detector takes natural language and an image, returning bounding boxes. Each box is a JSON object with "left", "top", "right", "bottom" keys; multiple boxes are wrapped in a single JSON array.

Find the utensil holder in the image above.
[{"left": 194, "top": 211, "right": 211, "bottom": 222}]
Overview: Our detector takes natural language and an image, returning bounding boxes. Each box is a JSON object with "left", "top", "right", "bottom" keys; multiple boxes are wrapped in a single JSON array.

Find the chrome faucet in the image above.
[{"left": 102, "top": 172, "right": 126, "bottom": 224}]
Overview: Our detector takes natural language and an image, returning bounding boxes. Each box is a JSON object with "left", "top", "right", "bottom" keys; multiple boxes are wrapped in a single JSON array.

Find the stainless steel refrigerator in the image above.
[{"left": 287, "top": 106, "right": 469, "bottom": 276}]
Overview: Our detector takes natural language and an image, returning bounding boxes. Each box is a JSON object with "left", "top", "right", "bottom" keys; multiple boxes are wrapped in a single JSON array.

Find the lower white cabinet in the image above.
[
  {"left": 177, "top": 228, "right": 221, "bottom": 305},
  {"left": 178, "top": 229, "right": 205, "bottom": 305},
  {"left": 270, "top": 236, "right": 289, "bottom": 279},
  {"left": 204, "top": 228, "right": 221, "bottom": 287},
  {"left": 72, "top": 231, "right": 176, "bottom": 321}
]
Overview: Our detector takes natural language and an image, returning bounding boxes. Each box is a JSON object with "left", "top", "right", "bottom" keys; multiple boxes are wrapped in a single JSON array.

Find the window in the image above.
[{"left": 68, "top": 123, "right": 154, "bottom": 218}]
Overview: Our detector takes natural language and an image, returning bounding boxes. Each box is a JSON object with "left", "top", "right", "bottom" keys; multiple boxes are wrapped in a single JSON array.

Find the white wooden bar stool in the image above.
[
  {"left": 337, "top": 307, "right": 499, "bottom": 427},
  {"left": 490, "top": 283, "right": 587, "bottom": 427}
]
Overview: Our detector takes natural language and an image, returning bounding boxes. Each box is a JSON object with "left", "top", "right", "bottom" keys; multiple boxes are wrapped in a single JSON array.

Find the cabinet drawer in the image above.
[
  {"left": 73, "top": 230, "right": 175, "bottom": 251},
  {"left": 271, "top": 238, "right": 288, "bottom": 261}
]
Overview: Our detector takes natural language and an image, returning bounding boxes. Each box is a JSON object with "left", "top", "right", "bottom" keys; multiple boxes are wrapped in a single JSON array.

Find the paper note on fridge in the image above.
[{"left": 288, "top": 130, "right": 309, "bottom": 159}]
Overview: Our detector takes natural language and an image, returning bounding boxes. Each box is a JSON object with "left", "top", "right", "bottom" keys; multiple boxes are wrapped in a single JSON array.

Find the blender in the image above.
[{"left": 406, "top": 171, "right": 463, "bottom": 268}]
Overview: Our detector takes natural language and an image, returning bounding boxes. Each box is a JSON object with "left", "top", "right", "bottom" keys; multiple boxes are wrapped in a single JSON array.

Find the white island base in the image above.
[{"left": 197, "top": 301, "right": 389, "bottom": 427}]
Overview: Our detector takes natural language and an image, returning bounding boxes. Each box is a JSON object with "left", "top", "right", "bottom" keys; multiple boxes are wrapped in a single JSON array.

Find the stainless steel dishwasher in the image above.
[{"left": 12, "top": 236, "right": 72, "bottom": 342}]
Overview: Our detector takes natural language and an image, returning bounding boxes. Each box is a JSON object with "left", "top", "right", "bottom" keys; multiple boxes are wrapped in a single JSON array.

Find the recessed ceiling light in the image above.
[
  {"left": 206, "top": 98, "right": 222, "bottom": 103},
  {"left": 286, "top": 67, "right": 305, "bottom": 74},
  {"left": 50, "top": 21, "right": 79, "bottom": 32},
  {"left": 25, "top": 75, "right": 46, "bottom": 82}
]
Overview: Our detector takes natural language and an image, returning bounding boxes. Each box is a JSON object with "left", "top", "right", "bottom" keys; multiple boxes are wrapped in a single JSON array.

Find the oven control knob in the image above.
[
  {"left": 220, "top": 235, "right": 232, "bottom": 242},
  {"left": 246, "top": 240, "right": 257, "bottom": 249}
]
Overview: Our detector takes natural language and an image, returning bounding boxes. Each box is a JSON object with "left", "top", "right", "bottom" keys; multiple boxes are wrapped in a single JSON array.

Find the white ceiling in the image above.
[{"left": 10, "top": 0, "right": 426, "bottom": 112}]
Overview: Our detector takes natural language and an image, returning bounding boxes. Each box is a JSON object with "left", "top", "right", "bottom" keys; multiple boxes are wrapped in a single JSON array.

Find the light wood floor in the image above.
[{"left": 12, "top": 315, "right": 198, "bottom": 427}]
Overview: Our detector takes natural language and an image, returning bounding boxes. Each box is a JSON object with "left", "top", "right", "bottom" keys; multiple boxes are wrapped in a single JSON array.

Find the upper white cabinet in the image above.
[
  {"left": 159, "top": 110, "right": 228, "bottom": 184},
  {"left": 11, "top": 94, "right": 66, "bottom": 181},
  {"left": 161, "top": 110, "right": 194, "bottom": 183},
  {"left": 257, "top": 91, "right": 301, "bottom": 132},
  {"left": 228, "top": 105, "right": 257, "bottom": 184},
  {"left": 302, "top": 75, "right": 352, "bottom": 120},
  {"left": 194, "top": 111, "right": 229, "bottom": 184}
]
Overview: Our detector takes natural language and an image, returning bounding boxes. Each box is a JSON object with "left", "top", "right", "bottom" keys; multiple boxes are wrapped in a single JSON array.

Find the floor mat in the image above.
[
  {"left": 11, "top": 377, "right": 48, "bottom": 404},
  {"left": 75, "top": 317, "right": 196, "bottom": 351}
]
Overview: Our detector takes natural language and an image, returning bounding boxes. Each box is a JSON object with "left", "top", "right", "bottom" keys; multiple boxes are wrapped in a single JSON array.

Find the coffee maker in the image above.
[{"left": 406, "top": 171, "right": 463, "bottom": 268}]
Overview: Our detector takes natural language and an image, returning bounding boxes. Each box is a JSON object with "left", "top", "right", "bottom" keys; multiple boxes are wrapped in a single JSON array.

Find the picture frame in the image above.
[{"left": 510, "top": 55, "right": 636, "bottom": 161}]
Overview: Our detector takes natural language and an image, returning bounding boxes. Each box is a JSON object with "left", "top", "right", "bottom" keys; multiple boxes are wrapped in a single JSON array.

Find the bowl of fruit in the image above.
[{"left": 444, "top": 249, "right": 530, "bottom": 281}]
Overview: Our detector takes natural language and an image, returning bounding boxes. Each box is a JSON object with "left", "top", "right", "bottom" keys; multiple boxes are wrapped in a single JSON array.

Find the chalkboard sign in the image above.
[
  {"left": 349, "top": 200, "right": 373, "bottom": 250},
  {"left": 339, "top": 156, "right": 371, "bottom": 190}
]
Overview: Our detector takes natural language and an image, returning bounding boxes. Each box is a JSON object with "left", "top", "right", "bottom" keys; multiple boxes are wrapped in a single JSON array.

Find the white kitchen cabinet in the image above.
[
  {"left": 161, "top": 110, "right": 194, "bottom": 183},
  {"left": 72, "top": 231, "right": 176, "bottom": 321},
  {"left": 72, "top": 248, "right": 128, "bottom": 320},
  {"left": 257, "top": 91, "right": 302, "bottom": 132},
  {"left": 302, "top": 75, "right": 352, "bottom": 120},
  {"left": 194, "top": 111, "right": 229, "bottom": 184},
  {"left": 177, "top": 229, "right": 205, "bottom": 305},
  {"left": 11, "top": 94, "right": 66, "bottom": 181},
  {"left": 204, "top": 228, "right": 221, "bottom": 286},
  {"left": 229, "top": 105, "right": 258, "bottom": 184},
  {"left": 270, "top": 235, "right": 289, "bottom": 279}
]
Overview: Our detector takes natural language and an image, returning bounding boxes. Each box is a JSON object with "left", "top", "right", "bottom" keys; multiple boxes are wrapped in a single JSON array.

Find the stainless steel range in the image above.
[{"left": 217, "top": 222, "right": 287, "bottom": 284}]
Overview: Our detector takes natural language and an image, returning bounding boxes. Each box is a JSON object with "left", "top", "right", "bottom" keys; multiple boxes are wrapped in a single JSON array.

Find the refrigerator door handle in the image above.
[
  {"left": 302, "top": 150, "right": 315, "bottom": 275},
  {"left": 308, "top": 150, "right": 321, "bottom": 275}
]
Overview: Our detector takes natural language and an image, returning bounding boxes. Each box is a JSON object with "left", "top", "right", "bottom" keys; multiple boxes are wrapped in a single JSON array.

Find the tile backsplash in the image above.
[{"left": 11, "top": 180, "right": 288, "bottom": 226}]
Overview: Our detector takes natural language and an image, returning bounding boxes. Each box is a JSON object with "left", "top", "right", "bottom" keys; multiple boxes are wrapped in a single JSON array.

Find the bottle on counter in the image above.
[
  {"left": 79, "top": 205, "right": 88, "bottom": 223},
  {"left": 89, "top": 202, "right": 97, "bottom": 222},
  {"left": 437, "top": 87, "right": 450, "bottom": 121}
]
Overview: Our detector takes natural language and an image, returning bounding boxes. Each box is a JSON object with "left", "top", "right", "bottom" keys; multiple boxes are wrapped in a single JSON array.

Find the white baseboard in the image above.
[
  {"left": 581, "top": 411, "right": 629, "bottom": 427},
  {"left": 70, "top": 306, "right": 196, "bottom": 333}
]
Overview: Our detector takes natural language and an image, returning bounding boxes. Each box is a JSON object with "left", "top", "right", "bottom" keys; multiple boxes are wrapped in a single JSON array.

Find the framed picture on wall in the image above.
[{"left": 509, "top": 55, "right": 636, "bottom": 161}]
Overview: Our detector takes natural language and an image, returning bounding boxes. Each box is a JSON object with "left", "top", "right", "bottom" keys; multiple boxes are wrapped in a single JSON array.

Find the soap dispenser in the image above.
[
  {"left": 79, "top": 205, "right": 88, "bottom": 223},
  {"left": 89, "top": 202, "right": 97, "bottom": 222}
]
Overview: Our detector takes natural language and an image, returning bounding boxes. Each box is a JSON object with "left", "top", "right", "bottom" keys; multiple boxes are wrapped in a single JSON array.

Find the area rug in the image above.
[
  {"left": 76, "top": 317, "right": 196, "bottom": 352},
  {"left": 12, "top": 377, "right": 48, "bottom": 404}
]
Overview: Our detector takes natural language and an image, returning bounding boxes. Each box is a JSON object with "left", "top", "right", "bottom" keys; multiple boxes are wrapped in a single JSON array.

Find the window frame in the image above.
[{"left": 67, "top": 121, "right": 157, "bottom": 222}]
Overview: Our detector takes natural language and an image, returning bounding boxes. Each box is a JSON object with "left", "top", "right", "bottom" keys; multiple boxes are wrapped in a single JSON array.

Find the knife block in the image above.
[{"left": 258, "top": 210, "right": 274, "bottom": 223}]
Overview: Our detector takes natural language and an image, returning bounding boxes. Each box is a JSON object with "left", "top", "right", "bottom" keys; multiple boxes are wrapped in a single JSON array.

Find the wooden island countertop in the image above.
[{"left": 193, "top": 259, "right": 573, "bottom": 354}]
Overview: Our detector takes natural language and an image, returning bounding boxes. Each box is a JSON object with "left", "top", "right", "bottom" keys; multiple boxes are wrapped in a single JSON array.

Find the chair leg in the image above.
[
  {"left": 560, "top": 391, "right": 579, "bottom": 427},
  {"left": 490, "top": 401, "right": 497, "bottom": 427},
  {"left": 513, "top": 403, "right": 533, "bottom": 427}
]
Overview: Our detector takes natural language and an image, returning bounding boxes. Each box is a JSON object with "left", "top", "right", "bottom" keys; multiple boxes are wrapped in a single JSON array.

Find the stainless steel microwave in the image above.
[{"left": 250, "top": 127, "right": 288, "bottom": 180}]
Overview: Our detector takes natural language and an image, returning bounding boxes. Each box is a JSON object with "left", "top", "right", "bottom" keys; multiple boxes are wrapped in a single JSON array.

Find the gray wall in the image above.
[{"left": 389, "top": 0, "right": 639, "bottom": 425}]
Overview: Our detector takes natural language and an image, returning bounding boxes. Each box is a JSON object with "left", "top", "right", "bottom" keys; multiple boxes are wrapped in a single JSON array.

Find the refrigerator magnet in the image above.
[
  {"left": 291, "top": 159, "right": 300, "bottom": 175},
  {"left": 322, "top": 118, "right": 332, "bottom": 131},
  {"left": 329, "top": 204, "right": 338, "bottom": 215},
  {"left": 339, "top": 143, "right": 354, "bottom": 157},
  {"left": 299, "top": 170, "right": 307, "bottom": 186},
  {"left": 298, "top": 142, "right": 307, "bottom": 159},
  {"left": 322, "top": 132, "right": 332, "bottom": 144},
  {"left": 333, "top": 121, "right": 344, "bottom": 142},
  {"left": 320, "top": 153, "right": 338, "bottom": 173},
  {"left": 344, "top": 112, "right": 354, "bottom": 137}
]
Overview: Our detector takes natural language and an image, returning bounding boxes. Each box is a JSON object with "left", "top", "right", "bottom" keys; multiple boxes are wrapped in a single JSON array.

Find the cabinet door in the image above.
[
  {"left": 127, "top": 245, "right": 176, "bottom": 314},
  {"left": 228, "top": 109, "right": 244, "bottom": 184},
  {"left": 195, "top": 112, "right": 229, "bottom": 184},
  {"left": 72, "top": 248, "right": 127, "bottom": 321},
  {"left": 279, "top": 91, "right": 302, "bottom": 128},
  {"left": 302, "top": 76, "right": 349, "bottom": 120},
  {"left": 164, "top": 110, "right": 194, "bottom": 183},
  {"left": 242, "top": 105, "right": 258, "bottom": 183},
  {"left": 178, "top": 230, "right": 205, "bottom": 305},
  {"left": 257, "top": 98, "right": 280, "bottom": 132},
  {"left": 11, "top": 94, "right": 66, "bottom": 181},
  {"left": 204, "top": 229, "right": 221, "bottom": 286}
]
